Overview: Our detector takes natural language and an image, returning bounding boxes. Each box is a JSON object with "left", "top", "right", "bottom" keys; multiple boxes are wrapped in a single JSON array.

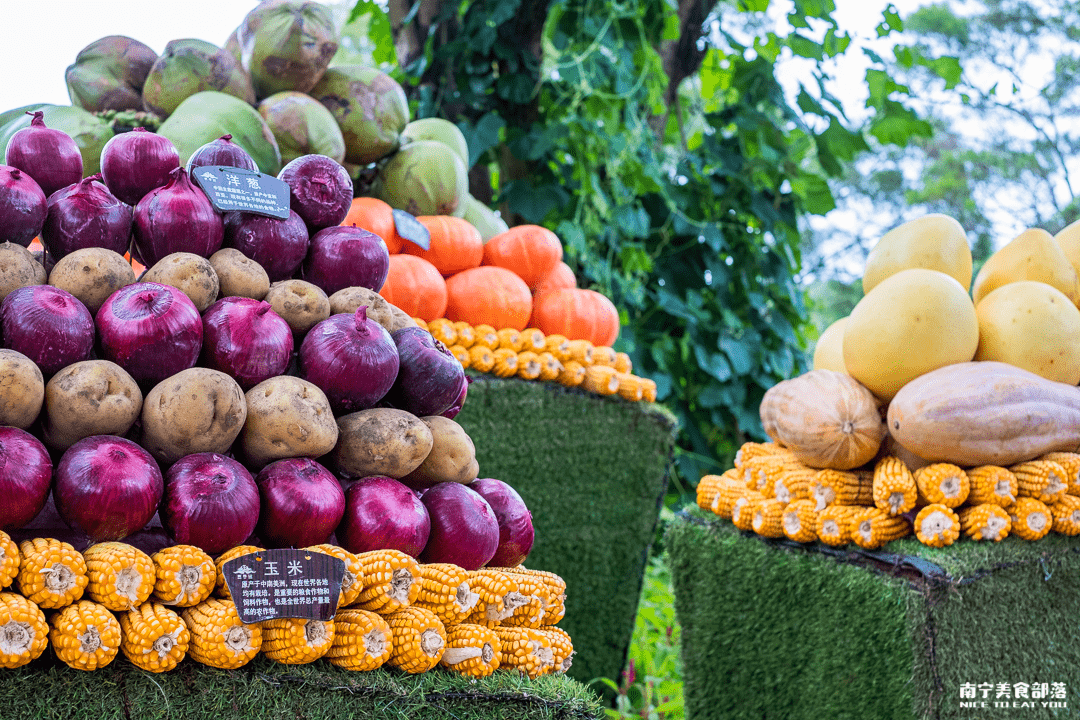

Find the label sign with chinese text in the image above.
[
  {"left": 222, "top": 549, "right": 345, "bottom": 624},
  {"left": 192, "top": 166, "right": 291, "bottom": 219}
]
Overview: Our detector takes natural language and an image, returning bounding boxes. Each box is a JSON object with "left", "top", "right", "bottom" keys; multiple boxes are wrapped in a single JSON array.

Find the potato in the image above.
[
  {"left": 328, "top": 286, "right": 394, "bottom": 328},
  {"left": 333, "top": 408, "right": 433, "bottom": 478},
  {"left": 48, "top": 248, "right": 137, "bottom": 315},
  {"left": 240, "top": 375, "right": 338, "bottom": 469},
  {"left": 0, "top": 349, "right": 44, "bottom": 429},
  {"left": 0, "top": 242, "right": 46, "bottom": 302},
  {"left": 399, "top": 416, "right": 478, "bottom": 487},
  {"left": 141, "top": 368, "right": 247, "bottom": 464},
  {"left": 209, "top": 248, "right": 270, "bottom": 300},
  {"left": 265, "top": 279, "right": 331, "bottom": 335},
  {"left": 43, "top": 360, "right": 142, "bottom": 450},
  {"left": 142, "top": 252, "right": 220, "bottom": 311},
  {"left": 386, "top": 304, "right": 418, "bottom": 333}
]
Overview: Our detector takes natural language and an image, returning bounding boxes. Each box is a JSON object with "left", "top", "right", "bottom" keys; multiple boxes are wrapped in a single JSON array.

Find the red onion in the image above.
[
  {"left": 385, "top": 326, "right": 466, "bottom": 417},
  {"left": 41, "top": 173, "right": 133, "bottom": 259},
  {"left": 95, "top": 282, "right": 203, "bottom": 387},
  {"left": 4, "top": 111, "right": 84, "bottom": 199},
  {"left": 161, "top": 452, "right": 260, "bottom": 554},
  {"left": 0, "top": 427, "right": 53, "bottom": 531},
  {"left": 300, "top": 225, "right": 390, "bottom": 295},
  {"left": 0, "top": 285, "right": 95, "bottom": 376},
  {"left": 255, "top": 458, "right": 345, "bottom": 548},
  {"left": 440, "top": 375, "right": 470, "bottom": 419},
  {"left": 278, "top": 154, "right": 352, "bottom": 231},
  {"left": 132, "top": 167, "right": 224, "bottom": 267},
  {"left": 298, "top": 306, "right": 400, "bottom": 414},
  {"left": 337, "top": 476, "right": 430, "bottom": 557},
  {"left": 469, "top": 478, "right": 534, "bottom": 567},
  {"left": 201, "top": 297, "right": 294, "bottom": 390},
  {"left": 0, "top": 166, "right": 47, "bottom": 247},
  {"left": 100, "top": 126, "right": 180, "bottom": 205},
  {"left": 419, "top": 482, "right": 500, "bottom": 570},
  {"left": 224, "top": 209, "right": 310, "bottom": 281},
  {"left": 186, "top": 134, "right": 259, "bottom": 173},
  {"left": 54, "top": 435, "right": 164, "bottom": 541}
]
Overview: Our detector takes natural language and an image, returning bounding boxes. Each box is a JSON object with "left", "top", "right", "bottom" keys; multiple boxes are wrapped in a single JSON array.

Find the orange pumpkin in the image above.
[
  {"left": 530, "top": 288, "right": 620, "bottom": 347},
  {"left": 482, "top": 225, "right": 563, "bottom": 288},
  {"left": 342, "top": 198, "right": 404, "bottom": 254},
  {"left": 444, "top": 266, "right": 532, "bottom": 331},
  {"left": 378, "top": 254, "right": 448, "bottom": 321},
  {"left": 531, "top": 261, "right": 577, "bottom": 296},
  {"left": 403, "top": 216, "right": 483, "bottom": 276}
]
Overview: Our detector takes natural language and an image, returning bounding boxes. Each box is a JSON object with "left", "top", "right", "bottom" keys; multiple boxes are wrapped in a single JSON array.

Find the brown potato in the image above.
[
  {"left": 0, "top": 242, "right": 46, "bottom": 302},
  {"left": 209, "top": 248, "right": 270, "bottom": 300},
  {"left": 399, "top": 416, "right": 478, "bottom": 488},
  {"left": 328, "top": 286, "right": 394, "bottom": 328},
  {"left": 0, "top": 349, "right": 44, "bottom": 429},
  {"left": 43, "top": 360, "right": 142, "bottom": 450},
  {"left": 48, "top": 248, "right": 137, "bottom": 315},
  {"left": 142, "top": 252, "right": 220, "bottom": 311},
  {"left": 265, "top": 279, "right": 330, "bottom": 335},
  {"left": 240, "top": 375, "right": 338, "bottom": 469},
  {"left": 333, "top": 408, "right": 433, "bottom": 479},
  {"left": 386, "top": 304, "right": 418, "bottom": 333},
  {"left": 141, "top": 368, "right": 247, "bottom": 464}
]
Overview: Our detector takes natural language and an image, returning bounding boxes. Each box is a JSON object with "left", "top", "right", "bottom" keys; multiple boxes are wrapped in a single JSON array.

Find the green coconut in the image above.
[
  {"left": 236, "top": 0, "right": 340, "bottom": 100},
  {"left": 257, "top": 91, "right": 345, "bottom": 165},
  {"left": 65, "top": 36, "right": 157, "bottom": 113},
  {"left": 374, "top": 140, "right": 469, "bottom": 217},
  {"left": 309, "top": 65, "right": 409, "bottom": 165},
  {"left": 141, "top": 39, "right": 256, "bottom": 119},
  {"left": 158, "top": 91, "right": 282, "bottom": 175},
  {"left": 462, "top": 194, "right": 510, "bottom": 243},
  {"left": 0, "top": 106, "right": 114, "bottom": 177},
  {"left": 400, "top": 118, "right": 470, "bottom": 169}
]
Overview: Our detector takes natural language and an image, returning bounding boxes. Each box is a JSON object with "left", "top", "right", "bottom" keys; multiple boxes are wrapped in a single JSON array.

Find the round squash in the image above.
[
  {"left": 530, "top": 287, "right": 620, "bottom": 348},
  {"left": 971, "top": 227, "right": 1080, "bottom": 307},
  {"left": 974, "top": 281, "right": 1080, "bottom": 385},
  {"left": 444, "top": 266, "right": 532, "bottom": 330},
  {"left": 1054, "top": 218, "right": 1080, "bottom": 283},
  {"left": 403, "top": 215, "right": 483, "bottom": 276},
  {"left": 482, "top": 225, "right": 563, "bottom": 289},
  {"left": 532, "top": 260, "right": 577, "bottom": 296},
  {"left": 863, "top": 213, "right": 972, "bottom": 294},
  {"left": 378, "top": 254, "right": 448, "bottom": 322},
  {"left": 843, "top": 268, "right": 978, "bottom": 401},
  {"left": 341, "top": 197, "right": 404, "bottom": 254},
  {"left": 812, "top": 317, "right": 847, "bottom": 373}
]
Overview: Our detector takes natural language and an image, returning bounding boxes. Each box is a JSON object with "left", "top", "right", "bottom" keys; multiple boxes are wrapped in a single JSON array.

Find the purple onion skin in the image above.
[
  {"left": 186, "top": 134, "right": 259, "bottom": 173},
  {"left": 299, "top": 306, "right": 400, "bottom": 415},
  {"left": 386, "top": 327, "right": 466, "bottom": 417},
  {"left": 300, "top": 225, "right": 389, "bottom": 295},
  {"left": 162, "top": 452, "right": 260, "bottom": 555},
  {"left": 54, "top": 435, "right": 164, "bottom": 542},
  {"left": 0, "top": 166, "right": 47, "bottom": 247},
  {"left": 1, "top": 285, "right": 95, "bottom": 376},
  {"left": 440, "top": 375, "right": 470, "bottom": 419},
  {"left": 419, "top": 482, "right": 500, "bottom": 571},
  {"left": 278, "top": 154, "right": 353, "bottom": 231},
  {"left": 100, "top": 127, "right": 181, "bottom": 206},
  {"left": 224, "top": 209, "right": 310, "bottom": 281},
  {"left": 0, "top": 427, "right": 53, "bottom": 531},
  {"left": 468, "top": 478, "right": 534, "bottom": 567},
  {"left": 338, "top": 476, "right": 430, "bottom": 557},
  {"left": 255, "top": 458, "right": 345, "bottom": 548},
  {"left": 5, "top": 112, "right": 84, "bottom": 199},
  {"left": 132, "top": 167, "right": 224, "bottom": 267},
  {"left": 42, "top": 174, "right": 133, "bottom": 259},
  {"left": 201, "top": 297, "right": 294, "bottom": 390},
  {"left": 95, "top": 282, "right": 203, "bottom": 387}
]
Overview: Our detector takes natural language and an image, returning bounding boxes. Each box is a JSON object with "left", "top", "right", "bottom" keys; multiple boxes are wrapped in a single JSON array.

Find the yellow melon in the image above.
[
  {"left": 971, "top": 227, "right": 1080, "bottom": 307},
  {"left": 1054, "top": 218, "right": 1080, "bottom": 283},
  {"left": 862, "top": 214, "right": 972, "bottom": 295},
  {"left": 812, "top": 317, "right": 848, "bottom": 373}
]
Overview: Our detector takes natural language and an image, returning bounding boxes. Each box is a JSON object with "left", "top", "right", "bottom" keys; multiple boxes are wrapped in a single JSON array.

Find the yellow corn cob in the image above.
[
  {"left": 591, "top": 346, "right": 617, "bottom": 367},
  {"left": 1040, "top": 452, "right": 1080, "bottom": 495},
  {"left": 303, "top": 544, "right": 364, "bottom": 607},
  {"left": 582, "top": 365, "right": 620, "bottom": 395},
  {"left": 733, "top": 441, "right": 789, "bottom": 470},
  {"left": 118, "top": 602, "right": 189, "bottom": 673},
  {"left": 0, "top": 592, "right": 48, "bottom": 668},
  {"left": 914, "top": 503, "right": 961, "bottom": 548},
  {"left": 707, "top": 472, "right": 746, "bottom": 519},
  {"left": 731, "top": 490, "right": 766, "bottom": 531},
  {"left": 966, "top": 466, "right": 1019, "bottom": 507},
  {"left": 558, "top": 360, "right": 586, "bottom": 387},
  {"left": 213, "top": 545, "right": 263, "bottom": 599},
  {"left": 913, "top": 463, "right": 969, "bottom": 508},
  {"left": 497, "top": 567, "right": 567, "bottom": 626},
  {"left": 413, "top": 317, "right": 428, "bottom": 331},
  {"left": 181, "top": 598, "right": 262, "bottom": 669},
  {"left": 850, "top": 508, "right": 911, "bottom": 549},
  {"left": 151, "top": 545, "right": 215, "bottom": 607},
  {"left": 472, "top": 324, "right": 499, "bottom": 350},
  {"left": 615, "top": 373, "right": 643, "bottom": 402},
  {"left": 427, "top": 318, "right": 458, "bottom": 347},
  {"left": 544, "top": 334, "right": 571, "bottom": 362},
  {"left": 449, "top": 344, "right": 470, "bottom": 366},
  {"left": 536, "top": 626, "right": 574, "bottom": 674},
  {"left": 1006, "top": 497, "right": 1053, "bottom": 541},
  {"left": 1011, "top": 460, "right": 1068, "bottom": 505},
  {"left": 439, "top": 623, "right": 501, "bottom": 677},
  {"left": 752, "top": 498, "right": 786, "bottom": 538},
  {"left": 517, "top": 351, "right": 542, "bottom": 380},
  {"left": 492, "top": 348, "right": 519, "bottom": 378},
  {"left": 48, "top": 600, "right": 121, "bottom": 671},
  {"left": 566, "top": 339, "right": 594, "bottom": 366},
  {"left": 415, "top": 563, "right": 480, "bottom": 626},
  {"left": 464, "top": 569, "right": 519, "bottom": 627},
  {"left": 261, "top": 617, "right": 335, "bottom": 664},
  {"left": 537, "top": 352, "right": 562, "bottom": 382},
  {"left": 491, "top": 626, "right": 554, "bottom": 679},
  {"left": 872, "top": 456, "right": 918, "bottom": 515},
  {"left": 815, "top": 505, "right": 863, "bottom": 546},
  {"left": 743, "top": 453, "right": 797, "bottom": 494},
  {"left": 520, "top": 328, "right": 547, "bottom": 353},
  {"left": 958, "top": 504, "right": 1012, "bottom": 542},
  {"left": 696, "top": 474, "right": 726, "bottom": 512},
  {"left": 773, "top": 465, "right": 814, "bottom": 504},
  {"left": 613, "top": 352, "right": 632, "bottom": 374},
  {"left": 385, "top": 606, "right": 446, "bottom": 673},
  {"left": 497, "top": 328, "right": 523, "bottom": 352},
  {"left": 16, "top": 538, "right": 88, "bottom": 609},
  {"left": 355, "top": 549, "right": 421, "bottom": 614},
  {"left": 1051, "top": 494, "right": 1080, "bottom": 535},
  {"left": 468, "top": 345, "right": 496, "bottom": 373},
  {"left": 810, "top": 469, "right": 874, "bottom": 511},
  {"left": 325, "top": 608, "right": 392, "bottom": 671},
  {"left": 640, "top": 378, "right": 657, "bottom": 402},
  {"left": 500, "top": 573, "right": 550, "bottom": 628},
  {"left": 451, "top": 321, "right": 476, "bottom": 349},
  {"left": 83, "top": 542, "right": 156, "bottom": 612},
  {"left": 782, "top": 499, "right": 819, "bottom": 543},
  {"left": 0, "top": 531, "right": 17, "bottom": 590}
]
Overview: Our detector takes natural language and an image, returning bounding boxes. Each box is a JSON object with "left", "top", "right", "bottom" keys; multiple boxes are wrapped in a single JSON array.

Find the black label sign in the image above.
[
  {"left": 222, "top": 549, "right": 345, "bottom": 624},
  {"left": 393, "top": 208, "right": 431, "bottom": 250},
  {"left": 191, "top": 166, "right": 291, "bottom": 219}
]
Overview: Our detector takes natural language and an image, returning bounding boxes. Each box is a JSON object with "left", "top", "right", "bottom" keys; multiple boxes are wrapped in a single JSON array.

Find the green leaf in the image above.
[
  {"left": 694, "top": 346, "right": 732, "bottom": 382},
  {"left": 788, "top": 33, "right": 824, "bottom": 60},
  {"left": 720, "top": 336, "right": 755, "bottom": 375}
]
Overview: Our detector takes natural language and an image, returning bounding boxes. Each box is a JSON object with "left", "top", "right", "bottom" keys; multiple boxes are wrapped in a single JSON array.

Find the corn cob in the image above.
[
  {"left": 385, "top": 606, "right": 446, "bottom": 673},
  {"left": 473, "top": 324, "right": 499, "bottom": 350},
  {"left": 566, "top": 339, "right": 594, "bottom": 366},
  {"left": 966, "top": 466, "right": 1019, "bottom": 506},
  {"left": 544, "top": 334, "right": 571, "bottom": 362},
  {"left": 492, "top": 348, "right": 519, "bottom": 378},
  {"left": 704, "top": 471, "right": 746, "bottom": 518},
  {"left": 491, "top": 626, "right": 554, "bottom": 679},
  {"left": 773, "top": 465, "right": 814, "bottom": 504},
  {"left": 914, "top": 504, "right": 961, "bottom": 548},
  {"left": 815, "top": 505, "right": 863, "bottom": 546},
  {"left": 83, "top": 543, "right": 156, "bottom": 612},
  {"left": 413, "top": 317, "right": 428, "bottom": 331},
  {"left": 696, "top": 473, "right": 725, "bottom": 512},
  {"left": 427, "top": 318, "right": 458, "bottom": 347},
  {"left": 16, "top": 538, "right": 88, "bottom": 609},
  {"left": 913, "top": 463, "right": 969, "bottom": 508},
  {"left": 1006, "top": 497, "right": 1053, "bottom": 541},
  {"left": 304, "top": 544, "right": 364, "bottom": 607},
  {"left": 181, "top": 598, "right": 262, "bottom": 669},
  {"left": 325, "top": 608, "right": 393, "bottom": 671},
  {"left": 1040, "top": 452, "right": 1080, "bottom": 495},
  {"left": 1011, "top": 460, "right": 1068, "bottom": 505},
  {"left": 261, "top": 618, "right": 335, "bottom": 664},
  {"left": 468, "top": 345, "right": 496, "bottom": 373},
  {"left": 958, "top": 504, "right": 1012, "bottom": 541},
  {"left": 752, "top": 498, "right": 786, "bottom": 538},
  {"left": 537, "top": 352, "right": 562, "bottom": 382},
  {"left": 1051, "top": 494, "right": 1080, "bottom": 535},
  {"left": 536, "top": 626, "right": 574, "bottom": 674},
  {"left": 557, "top": 360, "right": 586, "bottom": 387},
  {"left": 613, "top": 351, "right": 632, "bottom": 374},
  {"left": 520, "top": 328, "right": 547, "bottom": 353},
  {"left": 497, "top": 328, "right": 523, "bottom": 352},
  {"left": 451, "top": 321, "right": 476, "bottom": 349},
  {"left": 0, "top": 592, "right": 48, "bottom": 668},
  {"left": 782, "top": 499, "right": 819, "bottom": 543},
  {"left": 582, "top": 365, "right": 620, "bottom": 395},
  {"left": 498, "top": 567, "right": 567, "bottom": 626},
  {"left": 439, "top": 623, "right": 501, "bottom": 677},
  {"left": 742, "top": 453, "right": 796, "bottom": 494},
  {"left": 214, "top": 545, "right": 263, "bottom": 599},
  {"left": 640, "top": 378, "right": 657, "bottom": 402},
  {"left": 449, "top": 344, "right": 470, "bottom": 366},
  {"left": 733, "top": 441, "right": 789, "bottom": 470},
  {"left": 151, "top": 545, "right": 215, "bottom": 607},
  {"left": 731, "top": 490, "right": 766, "bottom": 531},
  {"left": 517, "top": 351, "right": 542, "bottom": 380},
  {"left": 873, "top": 456, "right": 918, "bottom": 515},
  {"left": 0, "top": 531, "right": 17, "bottom": 590},
  {"left": 810, "top": 469, "right": 874, "bottom": 511},
  {"left": 415, "top": 563, "right": 480, "bottom": 626},
  {"left": 590, "top": 346, "right": 617, "bottom": 367},
  {"left": 118, "top": 602, "right": 189, "bottom": 673},
  {"left": 48, "top": 600, "right": 121, "bottom": 671},
  {"left": 355, "top": 549, "right": 421, "bottom": 614},
  {"left": 464, "top": 569, "right": 520, "bottom": 627},
  {"left": 500, "top": 572, "right": 550, "bottom": 628},
  {"left": 851, "top": 508, "right": 911, "bottom": 549}
]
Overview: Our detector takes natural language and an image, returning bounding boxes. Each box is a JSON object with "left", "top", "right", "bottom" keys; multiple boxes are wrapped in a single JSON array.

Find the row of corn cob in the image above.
[
  {"left": 696, "top": 442, "right": 1080, "bottom": 549},
  {"left": 0, "top": 538, "right": 572, "bottom": 678},
  {"left": 414, "top": 317, "right": 657, "bottom": 402}
]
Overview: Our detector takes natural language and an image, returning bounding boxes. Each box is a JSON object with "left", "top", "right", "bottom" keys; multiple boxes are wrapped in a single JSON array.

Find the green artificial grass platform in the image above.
[{"left": 669, "top": 506, "right": 1080, "bottom": 720}]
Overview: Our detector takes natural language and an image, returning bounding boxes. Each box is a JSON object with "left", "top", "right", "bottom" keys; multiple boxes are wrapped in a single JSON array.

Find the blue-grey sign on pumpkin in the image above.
[
  {"left": 393, "top": 208, "right": 431, "bottom": 250},
  {"left": 192, "top": 166, "right": 291, "bottom": 219},
  {"left": 223, "top": 548, "right": 346, "bottom": 623}
]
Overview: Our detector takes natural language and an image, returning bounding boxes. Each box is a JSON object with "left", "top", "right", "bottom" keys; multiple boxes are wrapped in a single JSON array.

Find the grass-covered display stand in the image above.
[{"left": 669, "top": 506, "right": 1080, "bottom": 720}]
